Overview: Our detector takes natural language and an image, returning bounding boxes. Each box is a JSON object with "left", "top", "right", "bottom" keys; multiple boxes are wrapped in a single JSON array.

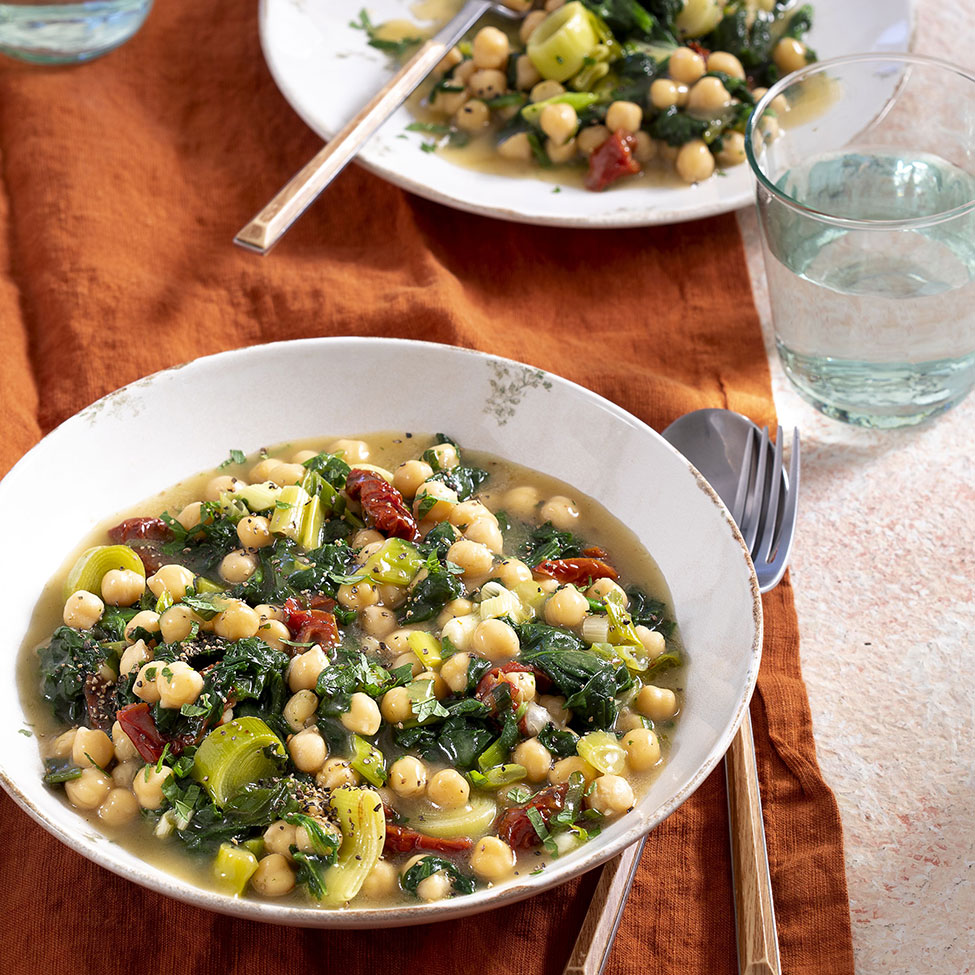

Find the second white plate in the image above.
[{"left": 259, "top": 0, "right": 914, "bottom": 227}]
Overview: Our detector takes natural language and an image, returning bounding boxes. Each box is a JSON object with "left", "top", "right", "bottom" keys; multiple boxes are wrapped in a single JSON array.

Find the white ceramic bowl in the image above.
[{"left": 0, "top": 337, "right": 761, "bottom": 927}]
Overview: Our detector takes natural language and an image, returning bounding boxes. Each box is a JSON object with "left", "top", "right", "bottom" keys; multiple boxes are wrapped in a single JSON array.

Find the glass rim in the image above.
[{"left": 745, "top": 51, "right": 975, "bottom": 231}]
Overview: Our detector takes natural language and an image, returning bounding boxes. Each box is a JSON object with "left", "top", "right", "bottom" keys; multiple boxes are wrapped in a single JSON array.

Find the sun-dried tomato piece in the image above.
[
  {"left": 83, "top": 672, "right": 115, "bottom": 733},
  {"left": 581, "top": 546, "right": 610, "bottom": 561},
  {"left": 107, "top": 517, "right": 173, "bottom": 544},
  {"left": 584, "top": 130, "right": 641, "bottom": 192},
  {"left": 282, "top": 596, "right": 340, "bottom": 649},
  {"left": 532, "top": 557, "right": 618, "bottom": 586},
  {"left": 115, "top": 702, "right": 169, "bottom": 764},
  {"left": 495, "top": 784, "right": 569, "bottom": 849},
  {"left": 475, "top": 662, "right": 547, "bottom": 716},
  {"left": 383, "top": 824, "right": 474, "bottom": 855},
  {"left": 345, "top": 468, "right": 419, "bottom": 541}
]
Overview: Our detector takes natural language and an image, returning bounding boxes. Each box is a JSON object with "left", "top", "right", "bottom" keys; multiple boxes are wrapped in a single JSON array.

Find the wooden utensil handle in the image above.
[
  {"left": 562, "top": 837, "right": 646, "bottom": 975},
  {"left": 726, "top": 710, "right": 781, "bottom": 975},
  {"left": 235, "top": 0, "right": 493, "bottom": 254}
]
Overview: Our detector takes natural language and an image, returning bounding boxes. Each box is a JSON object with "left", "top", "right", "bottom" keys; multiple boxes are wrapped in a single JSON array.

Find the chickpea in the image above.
[
  {"left": 393, "top": 459, "right": 433, "bottom": 499},
  {"left": 336, "top": 581, "right": 379, "bottom": 611},
  {"left": 448, "top": 500, "right": 494, "bottom": 528},
  {"left": 707, "top": 50, "right": 745, "bottom": 80},
  {"left": 133, "top": 662, "right": 162, "bottom": 704},
  {"left": 416, "top": 870, "right": 451, "bottom": 902},
  {"left": 290, "top": 449, "right": 317, "bottom": 465},
  {"left": 440, "top": 615, "right": 477, "bottom": 652},
  {"left": 546, "top": 136, "right": 577, "bottom": 164},
  {"left": 427, "top": 769, "right": 470, "bottom": 810},
  {"left": 512, "top": 738, "right": 552, "bottom": 782},
  {"left": 471, "top": 618, "right": 520, "bottom": 660},
  {"left": 544, "top": 586, "right": 588, "bottom": 627},
  {"left": 586, "top": 578, "right": 626, "bottom": 605},
  {"left": 64, "top": 767, "right": 113, "bottom": 810},
  {"left": 635, "top": 624, "right": 667, "bottom": 660},
  {"left": 360, "top": 859, "right": 400, "bottom": 899},
  {"left": 205, "top": 474, "right": 245, "bottom": 501},
  {"left": 530, "top": 79, "right": 565, "bottom": 103},
  {"left": 549, "top": 756, "right": 597, "bottom": 786},
  {"left": 587, "top": 774, "right": 635, "bottom": 816},
  {"left": 472, "top": 26, "right": 509, "bottom": 69},
  {"left": 452, "top": 58, "right": 477, "bottom": 87},
  {"left": 263, "top": 820, "right": 297, "bottom": 857},
  {"left": 417, "top": 669, "right": 448, "bottom": 700},
  {"left": 359, "top": 606, "right": 396, "bottom": 640},
  {"left": 676, "top": 138, "right": 715, "bottom": 183},
  {"left": 713, "top": 129, "right": 746, "bottom": 167},
  {"left": 503, "top": 485, "right": 540, "bottom": 519},
  {"left": 446, "top": 538, "right": 494, "bottom": 579},
  {"left": 606, "top": 100, "right": 642, "bottom": 133},
  {"left": 258, "top": 618, "right": 291, "bottom": 652},
  {"left": 119, "top": 639, "right": 150, "bottom": 678},
  {"left": 111, "top": 721, "right": 139, "bottom": 763},
  {"left": 316, "top": 758, "right": 360, "bottom": 790},
  {"left": 773, "top": 37, "right": 809, "bottom": 76},
  {"left": 220, "top": 548, "right": 259, "bottom": 584},
  {"left": 377, "top": 583, "right": 408, "bottom": 609},
  {"left": 492, "top": 560, "right": 530, "bottom": 589},
  {"left": 649, "top": 77, "right": 680, "bottom": 110},
  {"left": 156, "top": 660, "right": 205, "bottom": 709},
  {"left": 519, "top": 9, "right": 547, "bottom": 45},
  {"left": 538, "top": 578, "right": 559, "bottom": 594},
  {"left": 356, "top": 542, "right": 384, "bottom": 568},
  {"left": 391, "top": 651, "right": 423, "bottom": 676},
  {"left": 539, "top": 102, "right": 578, "bottom": 147},
  {"left": 159, "top": 604, "right": 200, "bottom": 643},
  {"left": 288, "top": 727, "right": 328, "bottom": 773},
  {"left": 100, "top": 568, "right": 145, "bottom": 607},
  {"left": 132, "top": 763, "right": 171, "bottom": 809},
  {"left": 237, "top": 515, "right": 273, "bottom": 551},
  {"left": 515, "top": 54, "right": 541, "bottom": 92},
  {"left": 111, "top": 761, "right": 139, "bottom": 789},
  {"left": 288, "top": 645, "right": 329, "bottom": 692},
  {"left": 497, "top": 132, "right": 532, "bottom": 163},
  {"left": 328, "top": 438, "right": 371, "bottom": 463},
  {"left": 51, "top": 728, "right": 77, "bottom": 758},
  {"left": 622, "top": 728, "right": 661, "bottom": 771},
  {"left": 147, "top": 563, "right": 195, "bottom": 600},
  {"left": 616, "top": 709, "right": 648, "bottom": 733},
  {"left": 284, "top": 689, "right": 319, "bottom": 731},
  {"left": 414, "top": 481, "right": 458, "bottom": 523},
  {"left": 72, "top": 727, "right": 114, "bottom": 770},
  {"left": 389, "top": 756, "right": 428, "bottom": 798},
  {"left": 636, "top": 684, "right": 679, "bottom": 721},
  {"left": 353, "top": 528, "right": 384, "bottom": 549},
  {"left": 668, "top": 46, "right": 706, "bottom": 84},
  {"left": 98, "top": 788, "right": 140, "bottom": 826},
  {"left": 633, "top": 130, "right": 655, "bottom": 163},
  {"left": 539, "top": 495, "right": 579, "bottom": 531},
  {"left": 464, "top": 518, "right": 504, "bottom": 553},
  {"left": 341, "top": 692, "right": 382, "bottom": 736},
  {"left": 381, "top": 628, "right": 414, "bottom": 657},
  {"left": 432, "top": 84, "right": 469, "bottom": 117},
  {"left": 687, "top": 76, "right": 731, "bottom": 115},
  {"left": 63, "top": 590, "right": 104, "bottom": 629},
  {"left": 124, "top": 609, "right": 160, "bottom": 643},
  {"left": 437, "top": 597, "right": 474, "bottom": 628},
  {"left": 380, "top": 686, "right": 412, "bottom": 725},
  {"left": 251, "top": 853, "right": 295, "bottom": 897},
  {"left": 176, "top": 500, "right": 204, "bottom": 530},
  {"left": 538, "top": 693, "right": 572, "bottom": 726},
  {"left": 753, "top": 87, "right": 790, "bottom": 117},
  {"left": 267, "top": 461, "right": 306, "bottom": 486},
  {"left": 255, "top": 603, "right": 285, "bottom": 622},
  {"left": 674, "top": 84, "right": 690, "bottom": 109},
  {"left": 471, "top": 836, "right": 516, "bottom": 882},
  {"left": 213, "top": 600, "right": 260, "bottom": 640},
  {"left": 577, "top": 124, "right": 610, "bottom": 156},
  {"left": 439, "top": 652, "right": 471, "bottom": 693},
  {"left": 455, "top": 99, "right": 491, "bottom": 132},
  {"left": 436, "top": 45, "right": 463, "bottom": 76},
  {"left": 249, "top": 458, "right": 278, "bottom": 482}
]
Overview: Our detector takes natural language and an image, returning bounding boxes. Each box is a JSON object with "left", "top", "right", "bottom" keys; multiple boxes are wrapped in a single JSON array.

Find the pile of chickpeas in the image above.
[
  {"left": 43, "top": 434, "right": 683, "bottom": 905},
  {"left": 425, "top": 2, "right": 808, "bottom": 185}
]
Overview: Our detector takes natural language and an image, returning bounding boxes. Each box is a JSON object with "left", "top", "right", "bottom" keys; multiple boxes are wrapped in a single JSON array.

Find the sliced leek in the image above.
[
  {"left": 407, "top": 631, "right": 442, "bottom": 669},
  {"left": 521, "top": 90, "right": 601, "bottom": 126},
  {"left": 358, "top": 537, "right": 424, "bottom": 586},
  {"left": 604, "top": 589, "right": 643, "bottom": 648},
  {"left": 268, "top": 484, "right": 312, "bottom": 540},
  {"left": 212, "top": 842, "right": 259, "bottom": 896},
  {"left": 321, "top": 787, "right": 385, "bottom": 906},
  {"left": 298, "top": 494, "right": 324, "bottom": 551},
  {"left": 577, "top": 731, "right": 626, "bottom": 775},
  {"left": 63, "top": 544, "right": 145, "bottom": 600},
  {"left": 191, "top": 716, "right": 286, "bottom": 806},
  {"left": 527, "top": 2, "right": 600, "bottom": 82},
  {"left": 413, "top": 792, "right": 498, "bottom": 838},
  {"left": 350, "top": 734, "right": 387, "bottom": 787},
  {"left": 227, "top": 481, "right": 284, "bottom": 513}
]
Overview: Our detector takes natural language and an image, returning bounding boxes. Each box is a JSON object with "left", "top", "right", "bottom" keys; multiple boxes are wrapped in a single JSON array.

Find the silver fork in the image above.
[{"left": 563, "top": 418, "right": 800, "bottom": 975}]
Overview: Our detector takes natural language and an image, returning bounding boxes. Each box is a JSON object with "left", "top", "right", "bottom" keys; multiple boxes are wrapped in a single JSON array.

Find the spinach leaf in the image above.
[
  {"left": 520, "top": 523, "right": 586, "bottom": 565},
  {"left": 395, "top": 716, "right": 494, "bottom": 771},
  {"left": 399, "top": 555, "right": 465, "bottom": 624},
  {"left": 428, "top": 466, "right": 489, "bottom": 502},
  {"left": 537, "top": 722, "right": 579, "bottom": 757},
  {"left": 161, "top": 501, "right": 242, "bottom": 575},
  {"left": 37, "top": 626, "right": 109, "bottom": 725},
  {"left": 648, "top": 105, "right": 709, "bottom": 146},
  {"left": 287, "top": 540, "right": 358, "bottom": 595},
  {"left": 626, "top": 587, "right": 675, "bottom": 637},
  {"left": 301, "top": 451, "right": 351, "bottom": 489},
  {"left": 417, "top": 521, "right": 458, "bottom": 560},
  {"left": 401, "top": 854, "right": 476, "bottom": 896},
  {"left": 612, "top": 50, "right": 664, "bottom": 103}
]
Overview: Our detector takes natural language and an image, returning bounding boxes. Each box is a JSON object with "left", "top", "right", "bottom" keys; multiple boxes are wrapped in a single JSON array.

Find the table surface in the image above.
[{"left": 738, "top": 2, "right": 975, "bottom": 970}]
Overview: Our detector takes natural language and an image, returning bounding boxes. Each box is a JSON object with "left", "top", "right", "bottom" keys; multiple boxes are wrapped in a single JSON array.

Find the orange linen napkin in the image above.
[{"left": 0, "top": 3, "right": 854, "bottom": 973}]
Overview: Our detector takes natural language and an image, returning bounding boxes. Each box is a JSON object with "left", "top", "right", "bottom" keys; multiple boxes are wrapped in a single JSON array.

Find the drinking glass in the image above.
[
  {"left": 746, "top": 53, "right": 975, "bottom": 428},
  {"left": 0, "top": 0, "right": 152, "bottom": 63}
]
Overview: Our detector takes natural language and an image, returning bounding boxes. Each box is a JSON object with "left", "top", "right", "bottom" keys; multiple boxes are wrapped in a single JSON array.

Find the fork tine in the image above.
[
  {"left": 741, "top": 427, "right": 769, "bottom": 553},
  {"left": 755, "top": 425, "right": 784, "bottom": 563},
  {"left": 730, "top": 428, "right": 755, "bottom": 526},
  {"left": 756, "top": 429, "right": 801, "bottom": 591}
]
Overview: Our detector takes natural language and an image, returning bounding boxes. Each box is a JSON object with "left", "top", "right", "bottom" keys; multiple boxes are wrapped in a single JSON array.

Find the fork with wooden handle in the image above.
[
  {"left": 234, "top": 0, "right": 525, "bottom": 255},
  {"left": 564, "top": 417, "right": 800, "bottom": 975}
]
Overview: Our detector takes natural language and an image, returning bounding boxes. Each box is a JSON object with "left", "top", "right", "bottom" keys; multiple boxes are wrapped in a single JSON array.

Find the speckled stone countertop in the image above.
[{"left": 738, "top": 3, "right": 975, "bottom": 970}]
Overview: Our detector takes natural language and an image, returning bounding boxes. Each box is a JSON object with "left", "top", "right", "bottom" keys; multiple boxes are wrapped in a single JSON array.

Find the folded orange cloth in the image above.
[{"left": 0, "top": 3, "right": 854, "bottom": 973}]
